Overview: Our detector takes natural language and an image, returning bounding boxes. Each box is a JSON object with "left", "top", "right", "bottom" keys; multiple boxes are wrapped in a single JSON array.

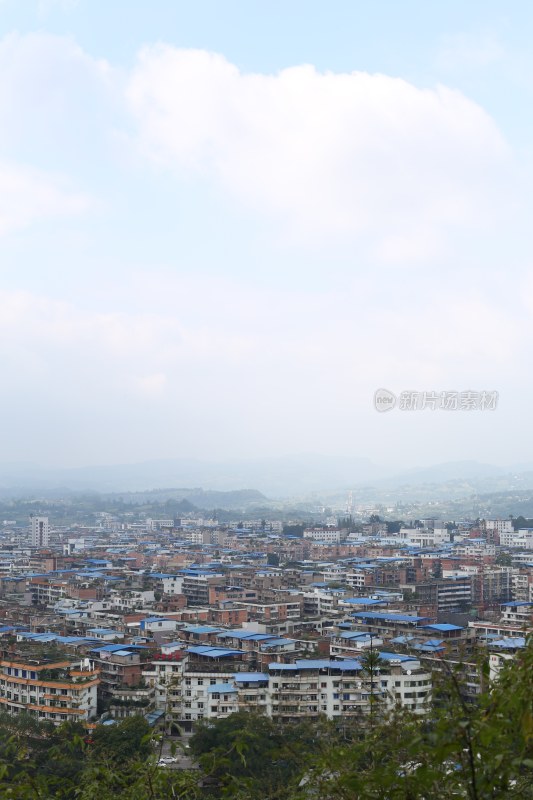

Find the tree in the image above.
[
  {"left": 432, "top": 560, "right": 443, "bottom": 579},
  {"left": 189, "top": 712, "right": 322, "bottom": 798},
  {"left": 283, "top": 524, "right": 306, "bottom": 537},
  {"left": 91, "top": 716, "right": 153, "bottom": 764},
  {"left": 267, "top": 553, "right": 280, "bottom": 567},
  {"left": 496, "top": 552, "right": 512, "bottom": 566},
  {"left": 300, "top": 637, "right": 533, "bottom": 800},
  {"left": 359, "top": 646, "right": 387, "bottom": 730},
  {"left": 386, "top": 520, "right": 403, "bottom": 534}
]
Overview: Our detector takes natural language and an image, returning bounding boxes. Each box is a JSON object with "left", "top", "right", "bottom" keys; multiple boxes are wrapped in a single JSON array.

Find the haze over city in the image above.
[
  {"left": 1, "top": 1, "right": 533, "bottom": 476},
  {"left": 4, "top": 5, "right": 533, "bottom": 798}
]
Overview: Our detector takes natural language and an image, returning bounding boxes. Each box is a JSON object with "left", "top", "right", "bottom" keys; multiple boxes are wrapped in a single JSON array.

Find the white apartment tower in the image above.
[{"left": 30, "top": 515, "right": 50, "bottom": 547}]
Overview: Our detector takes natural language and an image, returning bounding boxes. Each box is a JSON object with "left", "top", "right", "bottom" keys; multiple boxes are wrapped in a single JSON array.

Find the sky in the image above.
[{"left": 1, "top": 0, "right": 533, "bottom": 471}]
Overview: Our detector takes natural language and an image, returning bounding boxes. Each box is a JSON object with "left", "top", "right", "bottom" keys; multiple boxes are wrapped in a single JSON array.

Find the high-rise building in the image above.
[{"left": 30, "top": 515, "right": 49, "bottom": 547}]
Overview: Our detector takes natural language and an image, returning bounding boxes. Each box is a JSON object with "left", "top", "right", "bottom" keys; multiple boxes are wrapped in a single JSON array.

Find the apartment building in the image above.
[
  {"left": 89, "top": 643, "right": 152, "bottom": 695},
  {"left": 499, "top": 601, "right": 533, "bottom": 627},
  {"left": 144, "top": 647, "right": 431, "bottom": 729},
  {"left": 30, "top": 516, "right": 50, "bottom": 548},
  {"left": 398, "top": 528, "right": 451, "bottom": 548},
  {"left": 511, "top": 569, "right": 533, "bottom": 601},
  {"left": 303, "top": 528, "right": 349, "bottom": 544},
  {"left": 268, "top": 654, "right": 430, "bottom": 721},
  {"left": 0, "top": 656, "right": 99, "bottom": 724},
  {"left": 181, "top": 571, "right": 223, "bottom": 605},
  {"left": 497, "top": 527, "right": 533, "bottom": 548}
]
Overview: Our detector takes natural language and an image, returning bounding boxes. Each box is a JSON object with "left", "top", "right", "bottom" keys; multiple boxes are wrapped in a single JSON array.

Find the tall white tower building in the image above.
[{"left": 30, "top": 516, "right": 49, "bottom": 547}]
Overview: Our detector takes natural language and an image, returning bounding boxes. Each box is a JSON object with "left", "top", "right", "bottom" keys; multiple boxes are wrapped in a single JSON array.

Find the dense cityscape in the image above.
[
  {"left": 0, "top": 503, "right": 530, "bottom": 727},
  {"left": 3, "top": 0, "right": 533, "bottom": 796}
]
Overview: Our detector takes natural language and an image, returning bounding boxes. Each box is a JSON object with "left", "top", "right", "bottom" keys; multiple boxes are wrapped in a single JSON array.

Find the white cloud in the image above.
[
  {"left": 0, "top": 32, "right": 115, "bottom": 164},
  {"left": 127, "top": 46, "right": 511, "bottom": 254},
  {"left": 0, "top": 161, "right": 90, "bottom": 236}
]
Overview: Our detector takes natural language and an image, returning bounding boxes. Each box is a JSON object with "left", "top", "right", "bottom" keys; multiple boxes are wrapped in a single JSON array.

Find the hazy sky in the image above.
[{"left": 1, "top": 0, "right": 532, "bottom": 470}]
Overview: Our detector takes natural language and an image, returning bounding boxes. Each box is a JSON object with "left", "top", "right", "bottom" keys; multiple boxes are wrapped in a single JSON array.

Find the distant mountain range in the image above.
[{"left": 2, "top": 456, "right": 533, "bottom": 501}]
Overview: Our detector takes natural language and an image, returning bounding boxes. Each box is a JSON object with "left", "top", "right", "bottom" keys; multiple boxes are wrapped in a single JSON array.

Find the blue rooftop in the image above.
[
  {"left": 183, "top": 625, "right": 223, "bottom": 634},
  {"left": 208, "top": 683, "right": 237, "bottom": 693},
  {"left": 352, "top": 612, "right": 430, "bottom": 623},
  {"left": 342, "top": 598, "right": 387, "bottom": 606},
  {"left": 501, "top": 601, "right": 533, "bottom": 607},
  {"left": 378, "top": 652, "right": 418, "bottom": 662},
  {"left": 269, "top": 659, "right": 362, "bottom": 671},
  {"left": 187, "top": 646, "right": 243, "bottom": 658},
  {"left": 234, "top": 673, "right": 268, "bottom": 682},
  {"left": 260, "top": 638, "right": 296, "bottom": 649},
  {"left": 338, "top": 631, "right": 375, "bottom": 640},
  {"left": 421, "top": 623, "right": 464, "bottom": 632},
  {"left": 490, "top": 637, "right": 526, "bottom": 649},
  {"left": 87, "top": 628, "right": 123, "bottom": 635}
]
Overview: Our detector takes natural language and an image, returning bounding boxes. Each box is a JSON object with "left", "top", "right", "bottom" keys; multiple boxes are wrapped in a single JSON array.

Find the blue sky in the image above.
[{"left": 1, "top": 0, "right": 532, "bottom": 471}]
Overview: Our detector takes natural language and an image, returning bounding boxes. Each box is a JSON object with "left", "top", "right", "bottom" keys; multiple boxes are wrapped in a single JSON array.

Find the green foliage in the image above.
[
  {"left": 298, "top": 639, "right": 533, "bottom": 799},
  {"left": 282, "top": 524, "right": 306, "bottom": 537},
  {"left": 2, "top": 640, "right": 533, "bottom": 799},
  {"left": 0, "top": 714, "right": 198, "bottom": 799},
  {"left": 91, "top": 716, "right": 153, "bottom": 763},
  {"left": 386, "top": 520, "right": 403, "bottom": 534},
  {"left": 495, "top": 552, "right": 513, "bottom": 566},
  {"left": 189, "top": 712, "right": 333, "bottom": 798}
]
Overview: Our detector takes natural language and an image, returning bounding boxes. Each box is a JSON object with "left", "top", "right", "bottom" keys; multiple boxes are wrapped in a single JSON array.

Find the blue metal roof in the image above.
[
  {"left": 352, "top": 612, "right": 429, "bottom": 623},
  {"left": 490, "top": 637, "right": 526, "bottom": 648},
  {"left": 269, "top": 659, "right": 362, "bottom": 671},
  {"left": 87, "top": 628, "right": 123, "bottom": 635},
  {"left": 260, "top": 638, "right": 296, "bottom": 649},
  {"left": 234, "top": 673, "right": 268, "bottom": 682},
  {"left": 217, "top": 630, "right": 275, "bottom": 641},
  {"left": 339, "top": 631, "right": 375, "bottom": 640},
  {"left": 422, "top": 623, "right": 464, "bottom": 632},
  {"left": 187, "top": 646, "right": 243, "bottom": 658},
  {"left": 342, "top": 597, "right": 387, "bottom": 605},
  {"left": 378, "top": 652, "right": 417, "bottom": 662},
  {"left": 183, "top": 625, "right": 223, "bottom": 634},
  {"left": 390, "top": 635, "right": 417, "bottom": 644},
  {"left": 501, "top": 601, "right": 533, "bottom": 607},
  {"left": 89, "top": 643, "right": 142, "bottom": 653},
  {"left": 208, "top": 683, "right": 237, "bottom": 693}
]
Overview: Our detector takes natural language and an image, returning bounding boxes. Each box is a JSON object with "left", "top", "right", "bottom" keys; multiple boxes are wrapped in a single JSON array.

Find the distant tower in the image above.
[
  {"left": 30, "top": 515, "right": 49, "bottom": 548},
  {"left": 346, "top": 491, "right": 354, "bottom": 514}
]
